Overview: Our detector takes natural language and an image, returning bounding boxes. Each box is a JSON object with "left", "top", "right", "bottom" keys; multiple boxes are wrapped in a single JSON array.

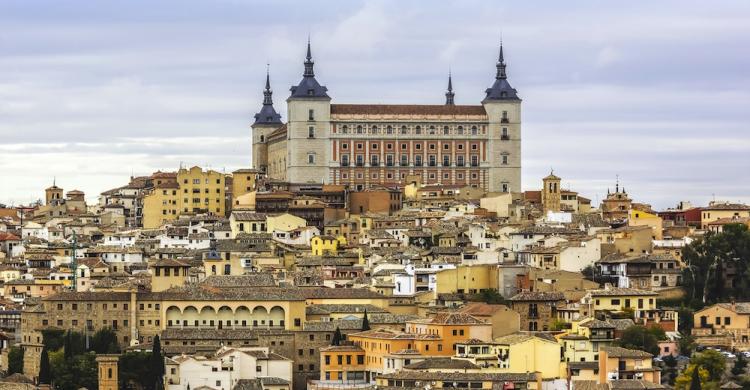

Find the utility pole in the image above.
[{"left": 71, "top": 231, "right": 78, "bottom": 290}]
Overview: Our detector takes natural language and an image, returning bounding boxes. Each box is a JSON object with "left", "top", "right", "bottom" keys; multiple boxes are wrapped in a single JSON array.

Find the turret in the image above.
[
  {"left": 251, "top": 67, "right": 283, "bottom": 174},
  {"left": 445, "top": 72, "right": 455, "bottom": 105},
  {"left": 286, "top": 38, "right": 332, "bottom": 184},
  {"left": 482, "top": 42, "right": 522, "bottom": 193}
]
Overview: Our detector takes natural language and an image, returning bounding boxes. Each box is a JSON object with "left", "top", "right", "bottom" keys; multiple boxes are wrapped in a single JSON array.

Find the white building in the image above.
[{"left": 165, "top": 346, "right": 292, "bottom": 390}]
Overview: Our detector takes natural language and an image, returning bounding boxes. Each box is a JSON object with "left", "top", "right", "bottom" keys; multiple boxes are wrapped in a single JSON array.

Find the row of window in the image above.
[
  {"left": 324, "top": 354, "right": 365, "bottom": 365},
  {"left": 338, "top": 124, "right": 487, "bottom": 136},
  {"left": 339, "top": 154, "right": 486, "bottom": 167},
  {"left": 341, "top": 171, "right": 482, "bottom": 182},
  {"left": 341, "top": 141, "right": 482, "bottom": 151}
]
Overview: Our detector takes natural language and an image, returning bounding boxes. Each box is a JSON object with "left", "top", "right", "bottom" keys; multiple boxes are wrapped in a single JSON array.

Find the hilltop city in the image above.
[{"left": 1, "top": 41, "right": 749, "bottom": 390}]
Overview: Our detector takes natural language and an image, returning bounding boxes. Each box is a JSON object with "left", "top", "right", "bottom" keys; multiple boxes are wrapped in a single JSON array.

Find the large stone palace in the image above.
[{"left": 251, "top": 40, "right": 522, "bottom": 193}]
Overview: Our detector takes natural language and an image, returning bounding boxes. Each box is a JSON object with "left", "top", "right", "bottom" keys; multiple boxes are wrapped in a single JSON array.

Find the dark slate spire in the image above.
[
  {"left": 304, "top": 38, "right": 315, "bottom": 77},
  {"left": 483, "top": 42, "right": 521, "bottom": 102},
  {"left": 253, "top": 66, "right": 282, "bottom": 125},
  {"left": 445, "top": 72, "right": 455, "bottom": 105},
  {"left": 290, "top": 38, "right": 329, "bottom": 99}
]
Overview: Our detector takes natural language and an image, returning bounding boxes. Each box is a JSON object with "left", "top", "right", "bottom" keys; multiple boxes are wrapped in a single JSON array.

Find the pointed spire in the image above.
[
  {"left": 253, "top": 65, "right": 282, "bottom": 125},
  {"left": 304, "top": 36, "right": 315, "bottom": 77},
  {"left": 445, "top": 71, "right": 455, "bottom": 105},
  {"left": 262, "top": 64, "right": 274, "bottom": 106},
  {"left": 496, "top": 42, "right": 507, "bottom": 80}
]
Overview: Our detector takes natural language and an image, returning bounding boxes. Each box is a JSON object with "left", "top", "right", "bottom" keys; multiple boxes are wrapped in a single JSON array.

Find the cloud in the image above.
[{"left": 594, "top": 46, "right": 623, "bottom": 67}]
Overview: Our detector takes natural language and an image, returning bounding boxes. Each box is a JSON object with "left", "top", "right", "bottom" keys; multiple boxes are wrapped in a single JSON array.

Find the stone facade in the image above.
[{"left": 252, "top": 41, "right": 522, "bottom": 193}]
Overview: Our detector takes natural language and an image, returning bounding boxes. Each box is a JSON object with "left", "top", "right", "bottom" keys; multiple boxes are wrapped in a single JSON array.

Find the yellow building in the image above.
[
  {"left": 559, "top": 318, "right": 616, "bottom": 364},
  {"left": 150, "top": 259, "right": 191, "bottom": 292},
  {"left": 701, "top": 202, "right": 750, "bottom": 229},
  {"left": 310, "top": 235, "right": 346, "bottom": 256},
  {"left": 434, "top": 265, "right": 498, "bottom": 296},
  {"left": 541, "top": 172, "right": 561, "bottom": 214},
  {"left": 628, "top": 209, "right": 663, "bottom": 240},
  {"left": 489, "top": 333, "right": 564, "bottom": 379},
  {"left": 692, "top": 302, "right": 750, "bottom": 350},
  {"left": 583, "top": 287, "right": 657, "bottom": 318},
  {"left": 598, "top": 346, "right": 660, "bottom": 383},
  {"left": 143, "top": 166, "right": 227, "bottom": 229},
  {"left": 232, "top": 168, "right": 259, "bottom": 202},
  {"left": 96, "top": 355, "right": 120, "bottom": 390},
  {"left": 319, "top": 345, "right": 367, "bottom": 382},
  {"left": 266, "top": 213, "right": 306, "bottom": 233}
]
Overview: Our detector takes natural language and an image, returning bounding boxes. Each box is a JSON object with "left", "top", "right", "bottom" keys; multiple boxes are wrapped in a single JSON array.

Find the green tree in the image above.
[
  {"left": 362, "top": 310, "right": 370, "bottom": 331},
  {"left": 118, "top": 351, "right": 152, "bottom": 389},
  {"left": 7, "top": 346, "right": 24, "bottom": 375},
  {"left": 689, "top": 349, "right": 726, "bottom": 382},
  {"left": 663, "top": 354, "right": 678, "bottom": 385},
  {"left": 732, "top": 352, "right": 747, "bottom": 377},
  {"left": 41, "top": 329, "right": 66, "bottom": 351},
  {"left": 90, "top": 328, "right": 120, "bottom": 354},
  {"left": 615, "top": 325, "right": 665, "bottom": 355},
  {"left": 690, "top": 365, "right": 702, "bottom": 390},
  {"left": 38, "top": 346, "right": 52, "bottom": 384},
  {"left": 49, "top": 350, "right": 98, "bottom": 390},
  {"left": 473, "top": 289, "right": 506, "bottom": 304},
  {"left": 149, "top": 335, "right": 165, "bottom": 390},
  {"left": 682, "top": 224, "right": 750, "bottom": 304},
  {"left": 679, "top": 334, "right": 697, "bottom": 357},
  {"left": 331, "top": 327, "right": 342, "bottom": 346}
]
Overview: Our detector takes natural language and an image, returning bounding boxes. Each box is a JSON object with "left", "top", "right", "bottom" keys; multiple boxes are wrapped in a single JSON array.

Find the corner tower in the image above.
[
  {"left": 482, "top": 43, "right": 522, "bottom": 193},
  {"left": 251, "top": 68, "right": 283, "bottom": 174},
  {"left": 286, "top": 39, "right": 331, "bottom": 184}
]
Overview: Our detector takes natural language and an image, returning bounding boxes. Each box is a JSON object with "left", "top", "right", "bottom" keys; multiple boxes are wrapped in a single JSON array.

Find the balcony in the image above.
[
  {"left": 355, "top": 162, "right": 364, "bottom": 167},
  {"left": 470, "top": 163, "right": 479, "bottom": 167},
  {"left": 415, "top": 162, "right": 423, "bottom": 167},
  {"left": 341, "top": 162, "right": 350, "bottom": 167},
  {"left": 501, "top": 118, "right": 509, "bottom": 123},
  {"left": 501, "top": 135, "right": 510, "bottom": 140},
  {"left": 371, "top": 162, "right": 379, "bottom": 167},
  {"left": 456, "top": 162, "right": 465, "bottom": 167}
]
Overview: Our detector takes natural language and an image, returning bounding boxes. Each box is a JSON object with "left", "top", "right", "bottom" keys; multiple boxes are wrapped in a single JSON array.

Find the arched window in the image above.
[
  {"left": 415, "top": 126, "right": 422, "bottom": 135},
  {"left": 342, "top": 125, "right": 349, "bottom": 134},
  {"left": 457, "top": 126, "right": 464, "bottom": 135},
  {"left": 471, "top": 126, "right": 478, "bottom": 135},
  {"left": 401, "top": 125, "right": 407, "bottom": 134},
  {"left": 372, "top": 125, "right": 379, "bottom": 134},
  {"left": 443, "top": 126, "right": 449, "bottom": 135},
  {"left": 356, "top": 125, "right": 363, "bottom": 134},
  {"left": 386, "top": 125, "right": 393, "bottom": 134},
  {"left": 429, "top": 126, "right": 435, "bottom": 135},
  {"left": 259, "top": 135, "right": 264, "bottom": 142}
]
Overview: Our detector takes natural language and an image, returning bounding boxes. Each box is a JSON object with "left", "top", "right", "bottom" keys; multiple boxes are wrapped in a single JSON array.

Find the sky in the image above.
[{"left": 1, "top": 0, "right": 749, "bottom": 209}]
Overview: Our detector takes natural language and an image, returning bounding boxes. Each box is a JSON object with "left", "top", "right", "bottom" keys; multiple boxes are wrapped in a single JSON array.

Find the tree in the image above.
[
  {"left": 149, "top": 335, "right": 165, "bottom": 390},
  {"left": 90, "top": 328, "right": 120, "bottom": 354},
  {"left": 7, "top": 346, "right": 24, "bottom": 375},
  {"left": 682, "top": 224, "right": 750, "bottom": 305},
  {"left": 39, "top": 346, "right": 52, "bottom": 384},
  {"left": 331, "top": 327, "right": 342, "bottom": 346},
  {"left": 663, "top": 355, "right": 678, "bottom": 385},
  {"left": 63, "top": 331, "right": 73, "bottom": 361},
  {"left": 118, "top": 351, "right": 152, "bottom": 389},
  {"left": 362, "top": 310, "right": 370, "bottom": 331},
  {"left": 49, "top": 350, "right": 98, "bottom": 390},
  {"left": 615, "top": 325, "right": 665, "bottom": 355},
  {"left": 690, "top": 349, "right": 726, "bottom": 382},
  {"left": 675, "top": 365, "right": 709, "bottom": 390},
  {"left": 732, "top": 352, "right": 747, "bottom": 377},
  {"left": 472, "top": 289, "right": 506, "bottom": 304},
  {"left": 679, "top": 334, "right": 697, "bottom": 357},
  {"left": 690, "top": 365, "right": 702, "bottom": 390}
]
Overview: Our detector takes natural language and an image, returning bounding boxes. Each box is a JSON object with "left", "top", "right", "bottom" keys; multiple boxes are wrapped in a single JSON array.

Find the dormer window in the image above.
[{"left": 307, "top": 89, "right": 314, "bottom": 96}]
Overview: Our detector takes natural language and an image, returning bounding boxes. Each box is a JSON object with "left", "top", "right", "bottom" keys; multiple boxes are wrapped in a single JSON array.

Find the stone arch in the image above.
[
  {"left": 269, "top": 305, "right": 285, "bottom": 328},
  {"left": 236, "top": 306, "right": 252, "bottom": 328},
  {"left": 182, "top": 306, "right": 200, "bottom": 327},
  {"left": 217, "top": 306, "right": 233, "bottom": 329},
  {"left": 166, "top": 306, "right": 182, "bottom": 327},
  {"left": 200, "top": 306, "right": 217, "bottom": 328},
  {"left": 252, "top": 306, "right": 268, "bottom": 327}
]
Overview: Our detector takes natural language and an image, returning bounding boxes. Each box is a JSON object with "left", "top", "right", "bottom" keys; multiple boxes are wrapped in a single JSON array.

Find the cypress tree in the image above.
[
  {"left": 38, "top": 346, "right": 52, "bottom": 384},
  {"left": 362, "top": 310, "right": 371, "bottom": 331},
  {"left": 331, "top": 327, "right": 342, "bottom": 346},
  {"left": 150, "top": 335, "right": 165, "bottom": 388},
  {"left": 690, "top": 366, "right": 702, "bottom": 390},
  {"left": 63, "top": 330, "right": 73, "bottom": 360}
]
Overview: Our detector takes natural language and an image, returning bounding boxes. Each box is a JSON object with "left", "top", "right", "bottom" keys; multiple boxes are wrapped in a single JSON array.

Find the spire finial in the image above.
[
  {"left": 445, "top": 70, "right": 455, "bottom": 105},
  {"left": 496, "top": 41, "right": 507, "bottom": 80},
  {"left": 265, "top": 63, "right": 271, "bottom": 91},
  {"left": 303, "top": 37, "right": 315, "bottom": 77}
]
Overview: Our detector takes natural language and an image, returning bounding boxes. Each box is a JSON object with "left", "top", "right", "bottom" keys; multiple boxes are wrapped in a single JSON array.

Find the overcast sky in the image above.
[{"left": 1, "top": 0, "right": 749, "bottom": 209}]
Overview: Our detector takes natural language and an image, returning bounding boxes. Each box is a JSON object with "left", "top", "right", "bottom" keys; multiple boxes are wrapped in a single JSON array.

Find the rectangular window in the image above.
[
  {"left": 308, "top": 154, "right": 315, "bottom": 164},
  {"left": 308, "top": 109, "right": 314, "bottom": 120},
  {"left": 308, "top": 126, "right": 315, "bottom": 138}
]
